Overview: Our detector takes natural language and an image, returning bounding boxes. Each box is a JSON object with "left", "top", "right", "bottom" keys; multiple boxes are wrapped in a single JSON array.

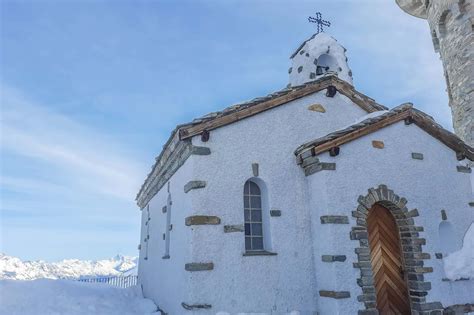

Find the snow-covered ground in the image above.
[
  {"left": 0, "top": 254, "right": 137, "bottom": 280},
  {"left": 0, "top": 279, "right": 158, "bottom": 315},
  {"left": 443, "top": 222, "right": 474, "bottom": 280}
]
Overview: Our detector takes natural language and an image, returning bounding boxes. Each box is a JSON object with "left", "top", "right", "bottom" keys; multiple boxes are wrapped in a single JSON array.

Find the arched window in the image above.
[{"left": 244, "top": 180, "right": 264, "bottom": 251}]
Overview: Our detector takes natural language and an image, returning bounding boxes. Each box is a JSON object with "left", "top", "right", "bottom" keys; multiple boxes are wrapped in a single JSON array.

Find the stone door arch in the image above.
[{"left": 351, "top": 185, "right": 442, "bottom": 314}]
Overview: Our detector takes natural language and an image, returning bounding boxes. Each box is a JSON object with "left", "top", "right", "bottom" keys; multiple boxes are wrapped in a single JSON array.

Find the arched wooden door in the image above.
[{"left": 367, "top": 204, "right": 411, "bottom": 315}]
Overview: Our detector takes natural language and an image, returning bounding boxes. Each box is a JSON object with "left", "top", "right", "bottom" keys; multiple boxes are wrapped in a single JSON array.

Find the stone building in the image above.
[
  {"left": 136, "top": 30, "right": 474, "bottom": 314},
  {"left": 396, "top": 0, "right": 473, "bottom": 148}
]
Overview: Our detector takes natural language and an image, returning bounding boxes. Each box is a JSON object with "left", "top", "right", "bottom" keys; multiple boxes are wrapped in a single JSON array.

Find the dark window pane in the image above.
[
  {"left": 244, "top": 223, "right": 250, "bottom": 235},
  {"left": 249, "top": 181, "right": 260, "bottom": 195},
  {"left": 244, "top": 210, "right": 250, "bottom": 221},
  {"left": 245, "top": 237, "right": 251, "bottom": 250},
  {"left": 251, "top": 210, "right": 262, "bottom": 222},
  {"left": 244, "top": 181, "right": 251, "bottom": 195},
  {"left": 251, "top": 223, "right": 262, "bottom": 236},
  {"left": 250, "top": 196, "right": 261, "bottom": 208},
  {"left": 252, "top": 237, "right": 263, "bottom": 250},
  {"left": 244, "top": 196, "right": 249, "bottom": 208}
]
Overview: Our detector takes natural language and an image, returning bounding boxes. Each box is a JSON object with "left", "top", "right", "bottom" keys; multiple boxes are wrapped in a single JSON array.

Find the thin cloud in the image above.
[{"left": 1, "top": 84, "right": 146, "bottom": 201}]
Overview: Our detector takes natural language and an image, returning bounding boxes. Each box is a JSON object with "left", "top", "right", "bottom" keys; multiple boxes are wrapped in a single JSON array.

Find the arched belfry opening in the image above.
[
  {"left": 315, "top": 53, "right": 338, "bottom": 75},
  {"left": 351, "top": 185, "right": 441, "bottom": 314}
]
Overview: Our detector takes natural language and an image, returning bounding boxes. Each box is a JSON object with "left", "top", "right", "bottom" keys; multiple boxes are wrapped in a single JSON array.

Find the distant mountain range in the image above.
[{"left": 0, "top": 253, "right": 137, "bottom": 280}]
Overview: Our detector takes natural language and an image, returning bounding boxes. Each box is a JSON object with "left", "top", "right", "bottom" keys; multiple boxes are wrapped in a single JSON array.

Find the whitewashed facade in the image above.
[{"left": 136, "top": 33, "right": 474, "bottom": 314}]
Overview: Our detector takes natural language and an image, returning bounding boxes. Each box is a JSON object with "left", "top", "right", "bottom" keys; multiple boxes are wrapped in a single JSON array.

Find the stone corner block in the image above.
[
  {"left": 411, "top": 152, "right": 424, "bottom": 160},
  {"left": 185, "top": 215, "right": 221, "bottom": 226},
  {"left": 319, "top": 290, "right": 351, "bottom": 299},
  {"left": 320, "top": 215, "right": 349, "bottom": 224},
  {"left": 304, "top": 162, "right": 336, "bottom": 176},
  {"left": 190, "top": 146, "right": 211, "bottom": 155},
  {"left": 456, "top": 165, "right": 472, "bottom": 173},
  {"left": 412, "top": 302, "right": 443, "bottom": 311},
  {"left": 184, "top": 180, "right": 206, "bottom": 193},
  {"left": 308, "top": 103, "right": 326, "bottom": 113},
  {"left": 252, "top": 163, "right": 259, "bottom": 177},
  {"left": 270, "top": 209, "right": 282, "bottom": 217},
  {"left": 184, "top": 262, "right": 214, "bottom": 272},
  {"left": 224, "top": 224, "right": 244, "bottom": 233},
  {"left": 372, "top": 140, "right": 384, "bottom": 149},
  {"left": 322, "top": 255, "right": 347, "bottom": 262}
]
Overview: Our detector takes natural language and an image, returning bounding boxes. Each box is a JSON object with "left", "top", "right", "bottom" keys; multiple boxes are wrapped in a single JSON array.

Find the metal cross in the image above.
[{"left": 308, "top": 12, "right": 331, "bottom": 34}]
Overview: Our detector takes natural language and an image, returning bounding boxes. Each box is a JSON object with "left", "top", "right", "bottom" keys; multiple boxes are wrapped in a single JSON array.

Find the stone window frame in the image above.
[{"left": 352, "top": 184, "right": 442, "bottom": 314}]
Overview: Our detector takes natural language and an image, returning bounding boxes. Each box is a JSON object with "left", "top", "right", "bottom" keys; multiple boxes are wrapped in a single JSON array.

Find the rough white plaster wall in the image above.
[
  {"left": 188, "top": 90, "right": 368, "bottom": 313},
  {"left": 307, "top": 121, "right": 473, "bottom": 313},
  {"left": 290, "top": 33, "right": 353, "bottom": 87},
  {"left": 137, "top": 159, "right": 194, "bottom": 314}
]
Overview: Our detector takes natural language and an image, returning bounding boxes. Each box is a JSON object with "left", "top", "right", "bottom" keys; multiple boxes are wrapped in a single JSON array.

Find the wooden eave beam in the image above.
[
  {"left": 310, "top": 111, "right": 411, "bottom": 156},
  {"left": 179, "top": 80, "right": 333, "bottom": 140},
  {"left": 410, "top": 112, "right": 474, "bottom": 160},
  {"left": 179, "top": 78, "right": 385, "bottom": 140},
  {"left": 301, "top": 109, "right": 474, "bottom": 161}
]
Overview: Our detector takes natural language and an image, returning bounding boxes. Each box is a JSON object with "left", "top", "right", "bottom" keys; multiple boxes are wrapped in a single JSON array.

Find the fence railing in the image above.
[{"left": 77, "top": 275, "right": 138, "bottom": 288}]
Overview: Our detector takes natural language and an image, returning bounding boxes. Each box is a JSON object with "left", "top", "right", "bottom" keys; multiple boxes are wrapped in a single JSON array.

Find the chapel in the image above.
[{"left": 136, "top": 9, "right": 474, "bottom": 314}]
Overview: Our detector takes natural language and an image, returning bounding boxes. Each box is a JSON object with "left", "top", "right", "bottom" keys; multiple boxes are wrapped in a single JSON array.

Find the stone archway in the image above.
[{"left": 351, "top": 185, "right": 443, "bottom": 314}]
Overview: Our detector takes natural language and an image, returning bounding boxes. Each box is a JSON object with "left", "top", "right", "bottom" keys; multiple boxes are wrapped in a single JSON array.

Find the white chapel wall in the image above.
[
  {"left": 305, "top": 121, "right": 473, "bottom": 313},
  {"left": 186, "top": 89, "right": 368, "bottom": 313},
  {"left": 138, "top": 158, "right": 194, "bottom": 313}
]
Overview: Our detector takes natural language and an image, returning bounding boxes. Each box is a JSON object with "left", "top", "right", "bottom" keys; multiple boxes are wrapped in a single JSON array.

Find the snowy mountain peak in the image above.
[{"left": 0, "top": 253, "right": 137, "bottom": 280}]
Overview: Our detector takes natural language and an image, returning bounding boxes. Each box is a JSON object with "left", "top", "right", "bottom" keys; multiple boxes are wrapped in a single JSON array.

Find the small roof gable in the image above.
[{"left": 295, "top": 103, "right": 474, "bottom": 162}]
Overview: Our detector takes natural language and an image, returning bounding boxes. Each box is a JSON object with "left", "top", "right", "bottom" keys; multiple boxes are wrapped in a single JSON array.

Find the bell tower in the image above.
[
  {"left": 289, "top": 32, "right": 353, "bottom": 87},
  {"left": 395, "top": 0, "right": 474, "bottom": 147}
]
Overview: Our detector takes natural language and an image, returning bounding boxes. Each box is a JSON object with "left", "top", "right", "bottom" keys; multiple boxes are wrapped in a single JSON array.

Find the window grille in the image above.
[{"left": 243, "top": 180, "right": 264, "bottom": 251}]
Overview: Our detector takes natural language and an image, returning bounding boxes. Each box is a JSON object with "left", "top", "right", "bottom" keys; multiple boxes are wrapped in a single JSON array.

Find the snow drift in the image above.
[
  {"left": 443, "top": 222, "right": 474, "bottom": 280},
  {"left": 0, "top": 254, "right": 137, "bottom": 280},
  {"left": 0, "top": 279, "right": 157, "bottom": 315}
]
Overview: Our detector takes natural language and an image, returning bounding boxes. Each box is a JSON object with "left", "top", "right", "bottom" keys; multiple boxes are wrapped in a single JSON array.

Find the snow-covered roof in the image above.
[
  {"left": 136, "top": 75, "right": 387, "bottom": 208},
  {"left": 295, "top": 103, "right": 474, "bottom": 161}
]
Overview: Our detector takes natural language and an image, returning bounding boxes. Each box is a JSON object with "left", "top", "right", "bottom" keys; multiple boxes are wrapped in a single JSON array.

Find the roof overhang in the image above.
[
  {"left": 295, "top": 103, "right": 474, "bottom": 163},
  {"left": 136, "top": 75, "right": 387, "bottom": 208},
  {"left": 178, "top": 76, "right": 386, "bottom": 140}
]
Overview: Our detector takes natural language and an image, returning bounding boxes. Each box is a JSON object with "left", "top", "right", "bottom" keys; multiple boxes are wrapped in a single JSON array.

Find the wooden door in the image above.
[{"left": 367, "top": 204, "right": 411, "bottom": 315}]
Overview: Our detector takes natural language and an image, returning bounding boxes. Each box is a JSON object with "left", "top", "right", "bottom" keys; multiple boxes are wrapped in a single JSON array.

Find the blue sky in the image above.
[{"left": 1, "top": 0, "right": 449, "bottom": 261}]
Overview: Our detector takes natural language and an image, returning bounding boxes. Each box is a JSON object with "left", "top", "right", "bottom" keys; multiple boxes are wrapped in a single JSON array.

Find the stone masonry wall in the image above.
[
  {"left": 397, "top": 0, "right": 474, "bottom": 148},
  {"left": 429, "top": 0, "right": 473, "bottom": 148}
]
